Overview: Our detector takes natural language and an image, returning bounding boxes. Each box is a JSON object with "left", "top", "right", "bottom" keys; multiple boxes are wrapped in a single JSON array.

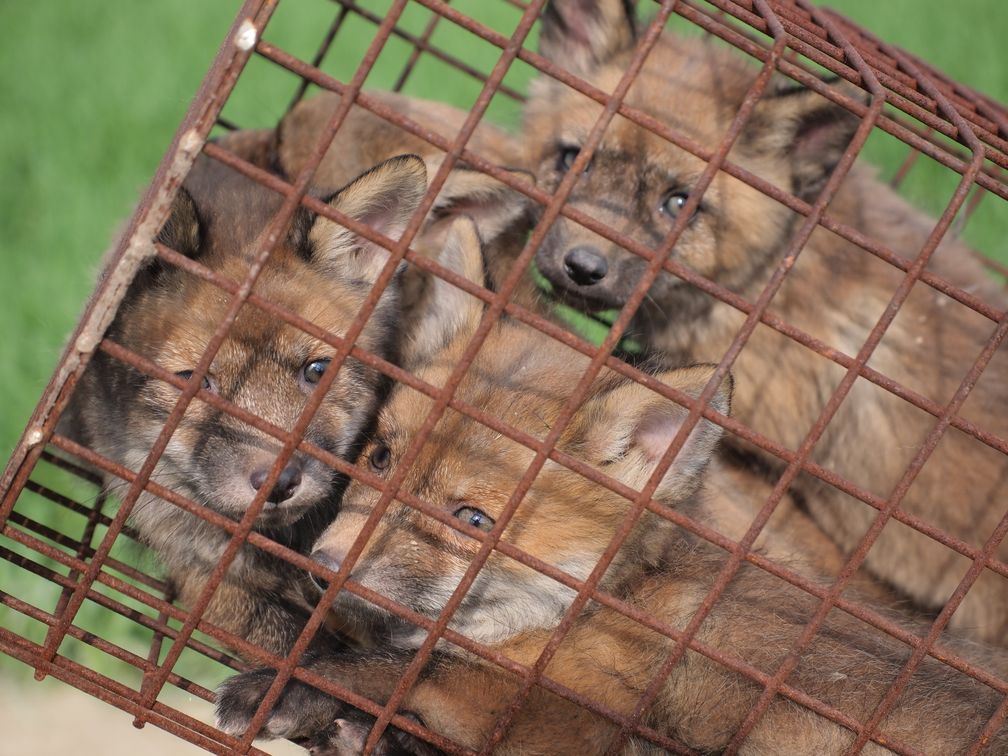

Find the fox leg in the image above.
[
  {"left": 215, "top": 645, "right": 638, "bottom": 755},
  {"left": 215, "top": 649, "right": 445, "bottom": 754},
  {"left": 170, "top": 562, "right": 348, "bottom": 661}
]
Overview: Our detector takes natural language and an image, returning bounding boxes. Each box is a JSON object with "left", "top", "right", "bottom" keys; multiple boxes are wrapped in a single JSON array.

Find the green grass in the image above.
[{"left": 0, "top": 0, "right": 1005, "bottom": 688}]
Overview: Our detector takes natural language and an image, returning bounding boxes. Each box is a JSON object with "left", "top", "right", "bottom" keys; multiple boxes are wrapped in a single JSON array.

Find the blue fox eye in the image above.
[
  {"left": 454, "top": 506, "right": 495, "bottom": 533},
  {"left": 175, "top": 370, "right": 214, "bottom": 392},
  {"left": 660, "top": 191, "right": 693, "bottom": 219},
  {"left": 302, "top": 358, "right": 331, "bottom": 386}
]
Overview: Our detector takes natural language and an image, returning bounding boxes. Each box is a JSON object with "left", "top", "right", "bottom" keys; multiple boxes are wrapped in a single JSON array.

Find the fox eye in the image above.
[
  {"left": 175, "top": 370, "right": 215, "bottom": 393},
  {"left": 454, "top": 506, "right": 495, "bottom": 533},
  {"left": 557, "top": 146, "right": 583, "bottom": 173},
  {"left": 301, "top": 358, "right": 332, "bottom": 387},
  {"left": 368, "top": 443, "right": 391, "bottom": 473},
  {"left": 660, "top": 191, "right": 694, "bottom": 220}
]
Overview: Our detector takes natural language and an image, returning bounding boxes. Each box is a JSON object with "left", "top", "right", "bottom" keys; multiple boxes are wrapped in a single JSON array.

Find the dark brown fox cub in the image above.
[
  {"left": 525, "top": 0, "right": 1008, "bottom": 643},
  {"left": 60, "top": 152, "right": 428, "bottom": 656},
  {"left": 216, "top": 218, "right": 1008, "bottom": 755}
]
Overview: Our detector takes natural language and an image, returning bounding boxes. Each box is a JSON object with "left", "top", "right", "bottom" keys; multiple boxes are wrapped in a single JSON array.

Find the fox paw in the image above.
[
  {"left": 216, "top": 667, "right": 344, "bottom": 741},
  {"left": 298, "top": 713, "right": 443, "bottom": 756},
  {"left": 215, "top": 668, "right": 442, "bottom": 755}
]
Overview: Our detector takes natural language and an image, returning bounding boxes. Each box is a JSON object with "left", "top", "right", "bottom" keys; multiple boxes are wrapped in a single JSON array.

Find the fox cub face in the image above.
[
  {"left": 90, "top": 154, "right": 427, "bottom": 531},
  {"left": 526, "top": 0, "right": 859, "bottom": 318},
  {"left": 310, "top": 217, "right": 730, "bottom": 646}
]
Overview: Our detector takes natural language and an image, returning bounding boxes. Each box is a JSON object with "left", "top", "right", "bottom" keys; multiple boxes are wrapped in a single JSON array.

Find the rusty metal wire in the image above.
[{"left": 2, "top": 0, "right": 1008, "bottom": 754}]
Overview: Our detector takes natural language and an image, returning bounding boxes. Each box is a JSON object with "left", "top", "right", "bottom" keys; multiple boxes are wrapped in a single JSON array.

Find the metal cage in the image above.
[{"left": 2, "top": 0, "right": 1007, "bottom": 753}]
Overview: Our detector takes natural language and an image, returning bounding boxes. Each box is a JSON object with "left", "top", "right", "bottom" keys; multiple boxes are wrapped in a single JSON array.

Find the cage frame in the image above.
[{"left": 2, "top": 0, "right": 1008, "bottom": 754}]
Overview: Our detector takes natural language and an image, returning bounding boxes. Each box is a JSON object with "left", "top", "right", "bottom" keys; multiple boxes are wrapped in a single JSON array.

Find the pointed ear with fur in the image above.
[
  {"left": 576, "top": 365, "right": 731, "bottom": 502},
  {"left": 308, "top": 154, "right": 428, "bottom": 283},
  {"left": 406, "top": 216, "right": 487, "bottom": 364},
  {"left": 133, "top": 187, "right": 205, "bottom": 292},
  {"left": 427, "top": 166, "right": 534, "bottom": 244},
  {"left": 155, "top": 187, "right": 203, "bottom": 258},
  {"left": 741, "top": 79, "right": 865, "bottom": 201},
  {"left": 539, "top": 0, "right": 637, "bottom": 74}
]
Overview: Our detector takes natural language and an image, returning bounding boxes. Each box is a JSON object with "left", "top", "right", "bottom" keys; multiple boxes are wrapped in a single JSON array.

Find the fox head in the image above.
[
  {"left": 87, "top": 154, "right": 427, "bottom": 537},
  {"left": 526, "top": 0, "right": 861, "bottom": 331},
  {"left": 309, "top": 216, "right": 731, "bottom": 647}
]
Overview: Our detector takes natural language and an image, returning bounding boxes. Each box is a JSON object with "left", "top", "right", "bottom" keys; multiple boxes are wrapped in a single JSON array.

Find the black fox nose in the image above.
[
  {"left": 563, "top": 246, "right": 608, "bottom": 286},
  {"left": 309, "top": 550, "right": 342, "bottom": 592},
  {"left": 250, "top": 461, "right": 303, "bottom": 503}
]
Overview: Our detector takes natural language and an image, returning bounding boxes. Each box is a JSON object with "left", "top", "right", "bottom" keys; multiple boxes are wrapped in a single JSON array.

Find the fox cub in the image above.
[
  {"left": 524, "top": 0, "right": 1008, "bottom": 643},
  {"left": 216, "top": 217, "right": 1008, "bottom": 755},
  {"left": 60, "top": 151, "right": 429, "bottom": 657}
]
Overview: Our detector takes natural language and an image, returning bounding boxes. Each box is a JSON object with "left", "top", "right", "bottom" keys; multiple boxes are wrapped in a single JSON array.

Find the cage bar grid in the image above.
[{"left": 2, "top": 0, "right": 1008, "bottom": 754}]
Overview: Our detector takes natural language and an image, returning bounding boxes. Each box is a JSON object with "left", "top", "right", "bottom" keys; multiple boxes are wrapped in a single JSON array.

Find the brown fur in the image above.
[
  {"left": 255, "top": 86, "right": 885, "bottom": 600},
  {"left": 702, "top": 456, "right": 902, "bottom": 607},
  {"left": 216, "top": 217, "right": 1008, "bottom": 754},
  {"left": 59, "top": 152, "right": 430, "bottom": 657},
  {"left": 215, "top": 89, "right": 542, "bottom": 328},
  {"left": 522, "top": 0, "right": 1008, "bottom": 644}
]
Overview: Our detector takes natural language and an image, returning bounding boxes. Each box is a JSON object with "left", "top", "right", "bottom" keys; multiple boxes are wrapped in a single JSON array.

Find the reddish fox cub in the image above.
[
  {"left": 216, "top": 218, "right": 1008, "bottom": 755},
  {"left": 524, "top": 0, "right": 1008, "bottom": 643},
  {"left": 60, "top": 151, "right": 430, "bottom": 657}
]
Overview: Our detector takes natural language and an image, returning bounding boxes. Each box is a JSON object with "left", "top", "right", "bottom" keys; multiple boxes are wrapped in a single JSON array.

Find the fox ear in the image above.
[
  {"left": 134, "top": 187, "right": 205, "bottom": 292},
  {"left": 155, "top": 187, "right": 203, "bottom": 258},
  {"left": 124, "top": 186, "right": 204, "bottom": 298},
  {"left": 576, "top": 365, "right": 731, "bottom": 502},
  {"left": 406, "top": 216, "right": 487, "bottom": 364},
  {"left": 742, "top": 80, "right": 864, "bottom": 201},
  {"left": 428, "top": 166, "right": 534, "bottom": 245},
  {"left": 539, "top": 0, "right": 637, "bottom": 73},
  {"left": 307, "top": 154, "right": 428, "bottom": 283}
]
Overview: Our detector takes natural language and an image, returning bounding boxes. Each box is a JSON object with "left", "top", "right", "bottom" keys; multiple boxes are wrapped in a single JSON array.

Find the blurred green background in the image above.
[{"left": 0, "top": 0, "right": 1005, "bottom": 692}]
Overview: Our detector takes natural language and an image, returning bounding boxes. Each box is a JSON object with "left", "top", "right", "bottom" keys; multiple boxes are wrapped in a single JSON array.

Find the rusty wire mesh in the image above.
[{"left": 2, "top": 0, "right": 1008, "bottom": 753}]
